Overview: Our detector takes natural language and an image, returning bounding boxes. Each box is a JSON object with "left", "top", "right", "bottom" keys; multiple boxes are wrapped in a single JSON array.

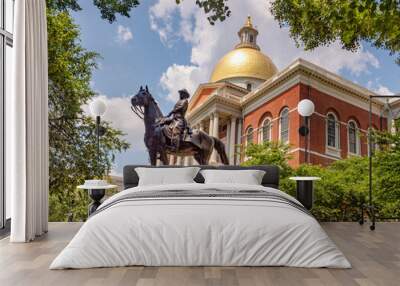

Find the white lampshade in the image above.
[
  {"left": 297, "top": 99, "right": 315, "bottom": 117},
  {"left": 90, "top": 98, "right": 107, "bottom": 117}
]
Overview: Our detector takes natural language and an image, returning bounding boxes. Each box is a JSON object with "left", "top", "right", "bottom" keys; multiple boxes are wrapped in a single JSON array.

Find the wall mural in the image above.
[{"left": 130, "top": 86, "right": 228, "bottom": 166}]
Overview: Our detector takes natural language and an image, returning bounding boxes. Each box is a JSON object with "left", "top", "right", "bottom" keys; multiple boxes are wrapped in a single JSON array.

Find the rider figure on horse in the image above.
[{"left": 159, "top": 89, "right": 192, "bottom": 150}]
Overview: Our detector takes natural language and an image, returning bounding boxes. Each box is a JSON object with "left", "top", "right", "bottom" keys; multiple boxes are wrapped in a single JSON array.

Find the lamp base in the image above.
[
  {"left": 88, "top": 188, "right": 105, "bottom": 216},
  {"left": 296, "top": 180, "right": 314, "bottom": 210},
  {"left": 359, "top": 203, "right": 376, "bottom": 231}
]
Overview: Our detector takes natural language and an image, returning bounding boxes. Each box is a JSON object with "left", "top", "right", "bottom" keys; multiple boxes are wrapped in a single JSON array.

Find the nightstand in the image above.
[
  {"left": 289, "top": 177, "right": 320, "bottom": 210},
  {"left": 77, "top": 184, "right": 117, "bottom": 216}
]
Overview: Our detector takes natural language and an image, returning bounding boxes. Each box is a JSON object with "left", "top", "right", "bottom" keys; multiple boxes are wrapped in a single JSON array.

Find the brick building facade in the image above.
[{"left": 170, "top": 17, "right": 398, "bottom": 167}]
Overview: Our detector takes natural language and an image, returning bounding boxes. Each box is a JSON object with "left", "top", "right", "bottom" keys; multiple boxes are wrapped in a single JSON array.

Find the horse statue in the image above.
[{"left": 131, "top": 86, "right": 229, "bottom": 166}]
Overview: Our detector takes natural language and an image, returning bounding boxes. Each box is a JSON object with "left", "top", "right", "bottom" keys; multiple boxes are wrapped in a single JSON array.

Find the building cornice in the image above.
[
  {"left": 187, "top": 93, "right": 242, "bottom": 124},
  {"left": 242, "top": 58, "right": 385, "bottom": 109},
  {"left": 188, "top": 58, "right": 390, "bottom": 123},
  {"left": 188, "top": 81, "right": 248, "bottom": 111}
]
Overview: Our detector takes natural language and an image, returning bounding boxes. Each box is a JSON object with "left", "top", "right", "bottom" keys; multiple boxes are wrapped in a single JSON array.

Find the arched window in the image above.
[
  {"left": 246, "top": 126, "right": 254, "bottom": 145},
  {"left": 348, "top": 120, "right": 359, "bottom": 155},
  {"left": 246, "top": 83, "right": 252, "bottom": 91},
  {"left": 326, "top": 113, "right": 339, "bottom": 149},
  {"left": 249, "top": 34, "right": 254, "bottom": 43},
  {"left": 260, "top": 118, "right": 271, "bottom": 142},
  {"left": 279, "top": 107, "right": 289, "bottom": 143}
]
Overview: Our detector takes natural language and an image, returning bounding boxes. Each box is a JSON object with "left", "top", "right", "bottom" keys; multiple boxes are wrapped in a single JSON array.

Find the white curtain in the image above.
[{"left": 9, "top": 0, "right": 49, "bottom": 242}]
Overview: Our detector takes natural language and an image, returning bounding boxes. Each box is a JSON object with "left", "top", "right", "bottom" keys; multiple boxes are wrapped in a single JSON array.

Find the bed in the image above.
[{"left": 50, "top": 165, "right": 351, "bottom": 269}]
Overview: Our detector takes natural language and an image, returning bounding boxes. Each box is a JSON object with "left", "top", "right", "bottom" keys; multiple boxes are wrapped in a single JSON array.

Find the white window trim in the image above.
[
  {"left": 325, "top": 112, "right": 341, "bottom": 157},
  {"left": 246, "top": 82, "right": 252, "bottom": 91},
  {"left": 347, "top": 120, "right": 361, "bottom": 156},
  {"left": 245, "top": 126, "right": 254, "bottom": 146},
  {"left": 279, "top": 108, "right": 290, "bottom": 144},
  {"left": 259, "top": 117, "right": 272, "bottom": 143},
  {"left": 243, "top": 126, "right": 254, "bottom": 161}
]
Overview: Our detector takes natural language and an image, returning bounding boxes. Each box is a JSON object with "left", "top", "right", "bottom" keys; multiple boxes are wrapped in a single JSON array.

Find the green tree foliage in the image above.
[
  {"left": 241, "top": 141, "right": 295, "bottom": 198},
  {"left": 242, "top": 141, "right": 293, "bottom": 177},
  {"left": 371, "top": 120, "right": 400, "bottom": 217},
  {"left": 47, "top": 9, "right": 129, "bottom": 221},
  {"left": 271, "top": 0, "right": 400, "bottom": 64},
  {"left": 46, "top": 0, "right": 231, "bottom": 24},
  {"left": 298, "top": 158, "right": 369, "bottom": 221},
  {"left": 242, "top": 137, "right": 400, "bottom": 221}
]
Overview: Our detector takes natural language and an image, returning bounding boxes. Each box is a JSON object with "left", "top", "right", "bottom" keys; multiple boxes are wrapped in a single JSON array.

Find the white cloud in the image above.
[
  {"left": 150, "top": 0, "right": 381, "bottom": 101},
  {"left": 375, "top": 85, "right": 394, "bottom": 95},
  {"left": 83, "top": 95, "right": 146, "bottom": 172},
  {"left": 83, "top": 95, "right": 145, "bottom": 151},
  {"left": 367, "top": 80, "right": 394, "bottom": 95},
  {"left": 149, "top": 1, "right": 178, "bottom": 47},
  {"left": 160, "top": 64, "right": 202, "bottom": 101},
  {"left": 116, "top": 25, "right": 133, "bottom": 44}
]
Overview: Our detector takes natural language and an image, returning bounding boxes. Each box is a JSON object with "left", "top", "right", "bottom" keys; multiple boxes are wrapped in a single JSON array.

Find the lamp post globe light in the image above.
[
  {"left": 89, "top": 98, "right": 107, "bottom": 176},
  {"left": 297, "top": 99, "right": 315, "bottom": 163},
  {"left": 84, "top": 98, "right": 109, "bottom": 216},
  {"left": 298, "top": 99, "right": 315, "bottom": 117},
  {"left": 90, "top": 98, "right": 107, "bottom": 117}
]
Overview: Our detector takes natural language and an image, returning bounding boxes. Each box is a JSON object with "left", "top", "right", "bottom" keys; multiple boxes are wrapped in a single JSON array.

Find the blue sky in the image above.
[{"left": 73, "top": 0, "right": 400, "bottom": 176}]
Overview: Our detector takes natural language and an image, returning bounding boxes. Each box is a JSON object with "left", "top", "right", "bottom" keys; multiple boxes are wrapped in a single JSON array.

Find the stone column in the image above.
[
  {"left": 236, "top": 118, "right": 243, "bottom": 165},
  {"left": 199, "top": 121, "right": 205, "bottom": 131},
  {"left": 184, "top": 156, "right": 190, "bottom": 166},
  {"left": 229, "top": 117, "right": 237, "bottom": 165},
  {"left": 208, "top": 114, "right": 214, "bottom": 136},
  {"left": 226, "top": 119, "right": 231, "bottom": 154},
  {"left": 213, "top": 113, "right": 219, "bottom": 138},
  {"left": 211, "top": 112, "right": 219, "bottom": 163},
  {"left": 169, "top": 155, "right": 175, "bottom": 165}
]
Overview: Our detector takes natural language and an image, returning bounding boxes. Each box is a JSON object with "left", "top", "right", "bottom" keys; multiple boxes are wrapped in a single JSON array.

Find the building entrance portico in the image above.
[
  {"left": 170, "top": 105, "right": 242, "bottom": 166},
  {"left": 187, "top": 97, "right": 242, "bottom": 165}
]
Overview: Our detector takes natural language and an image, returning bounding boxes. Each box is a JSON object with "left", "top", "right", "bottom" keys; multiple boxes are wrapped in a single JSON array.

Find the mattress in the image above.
[{"left": 50, "top": 183, "right": 351, "bottom": 269}]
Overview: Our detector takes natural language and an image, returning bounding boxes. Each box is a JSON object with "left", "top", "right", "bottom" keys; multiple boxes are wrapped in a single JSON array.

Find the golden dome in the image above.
[
  {"left": 210, "top": 16, "right": 278, "bottom": 83},
  {"left": 210, "top": 48, "right": 278, "bottom": 82}
]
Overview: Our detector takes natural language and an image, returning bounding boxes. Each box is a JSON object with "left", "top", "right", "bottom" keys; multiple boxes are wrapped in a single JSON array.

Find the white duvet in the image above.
[{"left": 50, "top": 183, "right": 351, "bottom": 269}]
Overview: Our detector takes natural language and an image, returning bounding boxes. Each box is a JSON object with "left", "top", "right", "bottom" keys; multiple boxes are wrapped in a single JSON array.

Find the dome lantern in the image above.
[{"left": 236, "top": 16, "right": 260, "bottom": 50}]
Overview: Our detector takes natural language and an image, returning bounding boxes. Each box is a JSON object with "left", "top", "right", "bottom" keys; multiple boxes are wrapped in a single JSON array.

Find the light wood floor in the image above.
[{"left": 0, "top": 222, "right": 399, "bottom": 286}]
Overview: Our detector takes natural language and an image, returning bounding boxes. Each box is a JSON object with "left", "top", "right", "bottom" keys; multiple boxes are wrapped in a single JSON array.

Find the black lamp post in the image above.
[
  {"left": 297, "top": 99, "right": 315, "bottom": 163},
  {"left": 89, "top": 98, "right": 107, "bottom": 177},
  {"left": 87, "top": 99, "right": 107, "bottom": 216},
  {"left": 361, "top": 94, "right": 400, "bottom": 231}
]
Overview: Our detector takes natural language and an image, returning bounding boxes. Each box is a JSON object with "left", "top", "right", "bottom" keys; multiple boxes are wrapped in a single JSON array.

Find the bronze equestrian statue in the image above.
[
  {"left": 131, "top": 86, "right": 229, "bottom": 166},
  {"left": 157, "top": 89, "right": 192, "bottom": 150}
]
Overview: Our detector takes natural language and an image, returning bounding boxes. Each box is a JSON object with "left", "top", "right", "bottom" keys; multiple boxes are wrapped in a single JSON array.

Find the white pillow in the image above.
[
  {"left": 200, "top": 169, "right": 265, "bottom": 185},
  {"left": 135, "top": 167, "right": 200, "bottom": 186}
]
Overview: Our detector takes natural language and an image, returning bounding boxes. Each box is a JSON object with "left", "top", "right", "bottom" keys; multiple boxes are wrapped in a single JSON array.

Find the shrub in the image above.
[
  {"left": 241, "top": 141, "right": 293, "bottom": 178},
  {"left": 241, "top": 140, "right": 400, "bottom": 222}
]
